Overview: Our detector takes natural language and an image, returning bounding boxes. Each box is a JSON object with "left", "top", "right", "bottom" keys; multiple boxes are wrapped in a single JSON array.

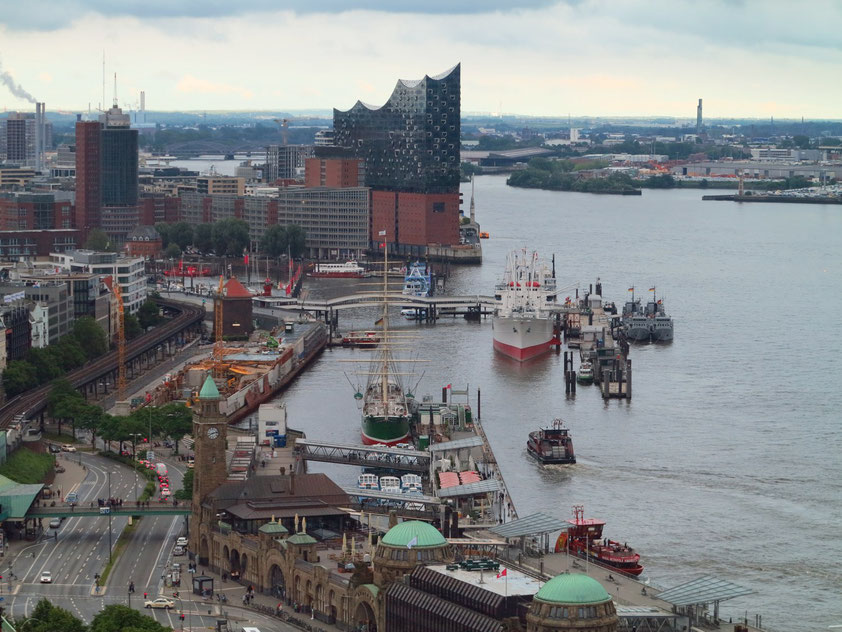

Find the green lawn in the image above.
[{"left": 0, "top": 447, "right": 55, "bottom": 484}]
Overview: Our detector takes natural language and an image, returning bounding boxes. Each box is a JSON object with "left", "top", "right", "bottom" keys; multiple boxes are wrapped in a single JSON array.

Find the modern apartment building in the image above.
[
  {"left": 50, "top": 250, "right": 146, "bottom": 314},
  {"left": 264, "top": 145, "right": 314, "bottom": 182},
  {"left": 0, "top": 192, "right": 74, "bottom": 231},
  {"left": 197, "top": 176, "right": 245, "bottom": 196},
  {"left": 0, "top": 282, "right": 73, "bottom": 344}
]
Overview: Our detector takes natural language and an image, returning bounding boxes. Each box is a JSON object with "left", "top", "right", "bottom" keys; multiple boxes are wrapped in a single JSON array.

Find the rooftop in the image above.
[
  {"left": 199, "top": 375, "right": 220, "bottom": 400},
  {"left": 380, "top": 520, "right": 447, "bottom": 549},
  {"left": 534, "top": 573, "right": 610, "bottom": 605},
  {"left": 426, "top": 563, "right": 542, "bottom": 598}
]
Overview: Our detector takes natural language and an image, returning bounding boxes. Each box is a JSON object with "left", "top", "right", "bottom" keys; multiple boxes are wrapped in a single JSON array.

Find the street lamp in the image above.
[{"left": 107, "top": 470, "right": 117, "bottom": 564}]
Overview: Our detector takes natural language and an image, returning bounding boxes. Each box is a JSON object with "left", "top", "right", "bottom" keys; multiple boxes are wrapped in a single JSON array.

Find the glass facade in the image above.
[
  {"left": 100, "top": 128, "right": 138, "bottom": 206},
  {"left": 332, "top": 64, "right": 460, "bottom": 194}
]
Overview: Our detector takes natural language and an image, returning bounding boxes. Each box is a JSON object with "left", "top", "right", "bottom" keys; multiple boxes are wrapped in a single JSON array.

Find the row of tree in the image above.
[
  {"left": 3, "top": 298, "right": 162, "bottom": 399},
  {"left": 155, "top": 219, "right": 307, "bottom": 259},
  {"left": 18, "top": 599, "right": 170, "bottom": 632},
  {"left": 47, "top": 378, "right": 193, "bottom": 456}
]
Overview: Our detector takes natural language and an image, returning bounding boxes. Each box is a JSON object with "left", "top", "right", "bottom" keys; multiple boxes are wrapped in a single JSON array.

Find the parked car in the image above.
[
  {"left": 173, "top": 545, "right": 185, "bottom": 556},
  {"left": 49, "top": 518, "right": 61, "bottom": 529},
  {"left": 65, "top": 492, "right": 78, "bottom": 504},
  {"left": 160, "top": 489, "right": 171, "bottom": 498},
  {"left": 144, "top": 597, "right": 174, "bottom": 609},
  {"left": 176, "top": 537, "right": 188, "bottom": 547},
  {"left": 49, "top": 444, "right": 61, "bottom": 454},
  {"left": 61, "top": 444, "right": 76, "bottom": 452},
  {"left": 40, "top": 571, "right": 52, "bottom": 583},
  {"left": 55, "top": 465, "right": 66, "bottom": 474}
]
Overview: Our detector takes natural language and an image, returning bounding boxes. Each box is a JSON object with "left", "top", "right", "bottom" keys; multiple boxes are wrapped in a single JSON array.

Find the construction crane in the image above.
[
  {"left": 214, "top": 275, "right": 225, "bottom": 366},
  {"left": 112, "top": 282, "right": 127, "bottom": 401},
  {"left": 272, "top": 118, "right": 289, "bottom": 146}
]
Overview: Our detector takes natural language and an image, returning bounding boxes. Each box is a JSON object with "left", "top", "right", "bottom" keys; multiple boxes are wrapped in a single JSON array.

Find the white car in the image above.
[
  {"left": 40, "top": 571, "right": 52, "bottom": 583},
  {"left": 144, "top": 597, "right": 175, "bottom": 609},
  {"left": 160, "top": 488, "right": 171, "bottom": 498},
  {"left": 61, "top": 444, "right": 76, "bottom": 452},
  {"left": 176, "top": 537, "right": 188, "bottom": 547}
]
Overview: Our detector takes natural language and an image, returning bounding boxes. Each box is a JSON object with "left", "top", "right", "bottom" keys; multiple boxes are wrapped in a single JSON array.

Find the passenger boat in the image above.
[
  {"left": 526, "top": 420, "right": 576, "bottom": 464},
  {"left": 576, "top": 362, "right": 594, "bottom": 384},
  {"left": 341, "top": 331, "right": 380, "bottom": 348},
  {"left": 492, "top": 249, "right": 559, "bottom": 361},
  {"left": 309, "top": 260, "right": 366, "bottom": 278},
  {"left": 556, "top": 505, "right": 644, "bottom": 576}
]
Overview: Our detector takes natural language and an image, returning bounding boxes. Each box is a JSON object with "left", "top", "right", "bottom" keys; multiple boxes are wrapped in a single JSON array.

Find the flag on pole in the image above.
[
  {"left": 649, "top": 287, "right": 656, "bottom": 291},
  {"left": 445, "top": 384, "right": 452, "bottom": 389},
  {"left": 244, "top": 254, "right": 249, "bottom": 265},
  {"left": 496, "top": 568, "right": 507, "bottom": 579},
  {"left": 378, "top": 230, "right": 386, "bottom": 236},
  {"left": 374, "top": 317, "right": 384, "bottom": 326},
  {"left": 406, "top": 536, "right": 418, "bottom": 549}
]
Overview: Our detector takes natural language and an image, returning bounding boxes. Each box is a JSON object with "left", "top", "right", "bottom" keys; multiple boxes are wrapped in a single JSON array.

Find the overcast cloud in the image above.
[{"left": 1, "top": 0, "right": 839, "bottom": 118}]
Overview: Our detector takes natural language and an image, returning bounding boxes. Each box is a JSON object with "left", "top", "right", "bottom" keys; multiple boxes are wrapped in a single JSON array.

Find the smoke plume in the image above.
[{"left": 0, "top": 57, "right": 37, "bottom": 103}]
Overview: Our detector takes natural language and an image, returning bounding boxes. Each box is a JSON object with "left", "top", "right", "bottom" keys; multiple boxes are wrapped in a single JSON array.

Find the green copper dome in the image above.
[
  {"left": 259, "top": 522, "right": 289, "bottom": 535},
  {"left": 286, "top": 533, "right": 317, "bottom": 545},
  {"left": 199, "top": 375, "right": 220, "bottom": 400},
  {"left": 535, "top": 573, "right": 610, "bottom": 605},
  {"left": 381, "top": 521, "right": 447, "bottom": 549}
]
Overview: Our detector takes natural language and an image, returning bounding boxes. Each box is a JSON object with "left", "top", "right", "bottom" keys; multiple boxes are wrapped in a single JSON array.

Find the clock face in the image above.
[{"left": 207, "top": 427, "right": 219, "bottom": 440}]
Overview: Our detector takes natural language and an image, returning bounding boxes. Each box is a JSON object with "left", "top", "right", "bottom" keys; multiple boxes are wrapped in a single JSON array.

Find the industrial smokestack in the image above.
[{"left": 140, "top": 91, "right": 146, "bottom": 124}]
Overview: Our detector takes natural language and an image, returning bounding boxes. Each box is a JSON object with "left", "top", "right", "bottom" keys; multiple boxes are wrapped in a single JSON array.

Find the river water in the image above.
[{"left": 269, "top": 175, "right": 840, "bottom": 630}]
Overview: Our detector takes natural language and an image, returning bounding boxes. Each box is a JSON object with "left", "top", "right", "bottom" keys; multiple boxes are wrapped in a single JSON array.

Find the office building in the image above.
[
  {"left": 180, "top": 186, "right": 369, "bottom": 260},
  {"left": 75, "top": 105, "right": 139, "bottom": 244},
  {"left": 197, "top": 176, "right": 245, "bottom": 196},
  {"left": 1, "top": 106, "right": 50, "bottom": 169},
  {"left": 264, "top": 145, "right": 313, "bottom": 182},
  {"left": 0, "top": 229, "right": 83, "bottom": 259},
  {"left": 50, "top": 250, "right": 146, "bottom": 314},
  {"left": 1, "top": 304, "right": 31, "bottom": 362},
  {"left": 125, "top": 225, "right": 162, "bottom": 258},
  {"left": 0, "top": 192, "right": 73, "bottom": 231},
  {"left": 0, "top": 282, "right": 72, "bottom": 344}
]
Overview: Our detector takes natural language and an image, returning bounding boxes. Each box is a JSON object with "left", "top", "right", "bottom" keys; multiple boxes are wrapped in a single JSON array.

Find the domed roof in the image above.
[
  {"left": 259, "top": 521, "right": 289, "bottom": 535},
  {"left": 286, "top": 533, "right": 317, "bottom": 545},
  {"left": 199, "top": 375, "right": 220, "bottom": 400},
  {"left": 535, "top": 573, "right": 610, "bottom": 605},
  {"left": 380, "top": 521, "right": 447, "bottom": 549}
]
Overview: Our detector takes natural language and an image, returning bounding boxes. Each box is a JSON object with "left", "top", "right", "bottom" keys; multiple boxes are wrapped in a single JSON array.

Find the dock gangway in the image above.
[{"left": 295, "top": 439, "right": 430, "bottom": 473}]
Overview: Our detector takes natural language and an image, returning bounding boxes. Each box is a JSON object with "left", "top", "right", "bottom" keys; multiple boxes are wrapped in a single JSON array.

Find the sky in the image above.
[{"left": 1, "top": 0, "right": 841, "bottom": 119}]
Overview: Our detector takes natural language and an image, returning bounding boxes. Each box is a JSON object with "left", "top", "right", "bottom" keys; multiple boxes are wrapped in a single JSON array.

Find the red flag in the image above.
[
  {"left": 380, "top": 242, "right": 386, "bottom": 249},
  {"left": 496, "top": 568, "right": 507, "bottom": 579},
  {"left": 244, "top": 254, "right": 249, "bottom": 265},
  {"left": 446, "top": 384, "right": 452, "bottom": 389}
]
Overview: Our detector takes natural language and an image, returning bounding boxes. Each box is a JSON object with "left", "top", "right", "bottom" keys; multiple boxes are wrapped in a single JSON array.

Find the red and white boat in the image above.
[
  {"left": 309, "top": 260, "right": 366, "bottom": 278},
  {"left": 555, "top": 505, "right": 644, "bottom": 576},
  {"left": 492, "top": 249, "right": 558, "bottom": 361}
]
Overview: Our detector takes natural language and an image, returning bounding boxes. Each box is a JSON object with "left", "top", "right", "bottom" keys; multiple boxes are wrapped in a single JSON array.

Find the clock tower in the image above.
[{"left": 190, "top": 375, "right": 228, "bottom": 563}]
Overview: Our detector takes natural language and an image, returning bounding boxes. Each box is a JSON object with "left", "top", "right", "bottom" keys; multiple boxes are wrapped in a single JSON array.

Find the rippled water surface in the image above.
[{"left": 273, "top": 175, "right": 842, "bottom": 631}]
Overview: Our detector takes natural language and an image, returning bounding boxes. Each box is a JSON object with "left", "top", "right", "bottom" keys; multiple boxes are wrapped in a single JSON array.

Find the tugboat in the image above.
[
  {"left": 576, "top": 362, "right": 594, "bottom": 385},
  {"left": 556, "top": 505, "right": 644, "bottom": 576},
  {"left": 526, "top": 420, "right": 576, "bottom": 464}
]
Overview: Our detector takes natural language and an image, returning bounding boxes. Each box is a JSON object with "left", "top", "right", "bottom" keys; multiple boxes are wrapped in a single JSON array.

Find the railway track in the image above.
[{"left": 0, "top": 298, "right": 204, "bottom": 430}]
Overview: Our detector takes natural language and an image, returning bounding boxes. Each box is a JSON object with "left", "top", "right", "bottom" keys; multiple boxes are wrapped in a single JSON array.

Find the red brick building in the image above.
[
  {"left": 74, "top": 121, "right": 101, "bottom": 232},
  {"left": 304, "top": 158, "right": 364, "bottom": 188},
  {"left": 0, "top": 192, "right": 73, "bottom": 230},
  {"left": 371, "top": 191, "right": 460, "bottom": 251},
  {"left": 125, "top": 225, "right": 162, "bottom": 258},
  {"left": 139, "top": 196, "right": 181, "bottom": 226}
]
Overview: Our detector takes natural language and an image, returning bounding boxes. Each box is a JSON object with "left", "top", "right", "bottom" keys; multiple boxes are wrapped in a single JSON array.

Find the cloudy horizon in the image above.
[{"left": 1, "top": 0, "right": 840, "bottom": 119}]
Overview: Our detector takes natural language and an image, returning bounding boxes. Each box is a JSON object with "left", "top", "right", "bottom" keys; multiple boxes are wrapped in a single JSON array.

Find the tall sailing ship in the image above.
[
  {"left": 492, "top": 249, "right": 559, "bottom": 361},
  {"left": 358, "top": 237, "right": 416, "bottom": 445}
]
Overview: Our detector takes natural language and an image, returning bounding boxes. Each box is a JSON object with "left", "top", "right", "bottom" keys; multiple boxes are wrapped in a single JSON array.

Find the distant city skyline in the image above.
[{"left": 1, "top": 0, "right": 840, "bottom": 119}]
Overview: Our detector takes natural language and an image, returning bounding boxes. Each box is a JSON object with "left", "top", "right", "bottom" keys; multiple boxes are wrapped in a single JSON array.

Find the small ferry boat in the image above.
[
  {"left": 341, "top": 331, "right": 380, "bottom": 348},
  {"left": 576, "top": 362, "right": 594, "bottom": 384},
  {"left": 479, "top": 231, "right": 490, "bottom": 239},
  {"left": 526, "top": 420, "right": 576, "bottom": 464},
  {"left": 309, "top": 260, "right": 366, "bottom": 278},
  {"left": 557, "top": 505, "right": 644, "bottom": 576}
]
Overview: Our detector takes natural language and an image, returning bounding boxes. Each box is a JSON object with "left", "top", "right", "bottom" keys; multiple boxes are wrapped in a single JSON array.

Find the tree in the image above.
[
  {"left": 73, "top": 316, "right": 108, "bottom": 359},
  {"left": 286, "top": 224, "right": 306, "bottom": 259},
  {"left": 84, "top": 228, "right": 115, "bottom": 252},
  {"left": 124, "top": 313, "right": 142, "bottom": 340},
  {"left": 793, "top": 134, "right": 811, "bottom": 149},
  {"left": 19, "top": 598, "right": 86, "bottom": 632},
  {"left": 212, "top": 218, "right": 250, "bottom": 256},
  {"left": 137, "top": 299, "right": 162, "bottom": 330},
  {"left": 54, "top": 335, "right": 88, "bottom": 371},
  {"left": 193, "top": 223, "right": 214, "bottom": 253},
  {"left": 76, "top": 403, "right": 104, "bottom": 449},
  {"left": 156, "top": 403, "right": 192, "bottom": 453},
  {"left": 26, "top": 347, "right": 64, "bottom": 383},
  {"left": 164, "top": 242, "right": 181, "bottom": 259},
  {"left": 169, "top": 222, "right": 194, "bottom": 250},
  {"left": 48, "top": 379, "right": 83, "bottom": 437},
  {"left": 155, "top": 222, "right": 171, "bottom": 248},
  {"left": 175, "top": 468, "right": 194, "bottom": 499},
  {"left": 90, "top": 604, "right": 171, "bottom": 632},
  {"left": 3, "top": 361, "right": 38, "bottom": 398},
  {"left": 261, "top": 225, "right": 288, "bottom": 258}
]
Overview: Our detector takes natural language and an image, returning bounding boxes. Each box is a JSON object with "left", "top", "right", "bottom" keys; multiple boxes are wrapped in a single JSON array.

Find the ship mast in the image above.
[{"left": 381, "top": 232, "right": 389, "bottom": 409}]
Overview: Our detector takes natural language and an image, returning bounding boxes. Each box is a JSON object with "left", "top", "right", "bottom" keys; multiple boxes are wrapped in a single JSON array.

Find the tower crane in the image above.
[
  {"left": 272, "top": 118, "right": 289, "bottom": 146},
  {"left": 112, "top": 282, "right": 127, "bottom": 401},
  {"left": 214, "top": 275, "right": 225, "bottom": 365}
]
